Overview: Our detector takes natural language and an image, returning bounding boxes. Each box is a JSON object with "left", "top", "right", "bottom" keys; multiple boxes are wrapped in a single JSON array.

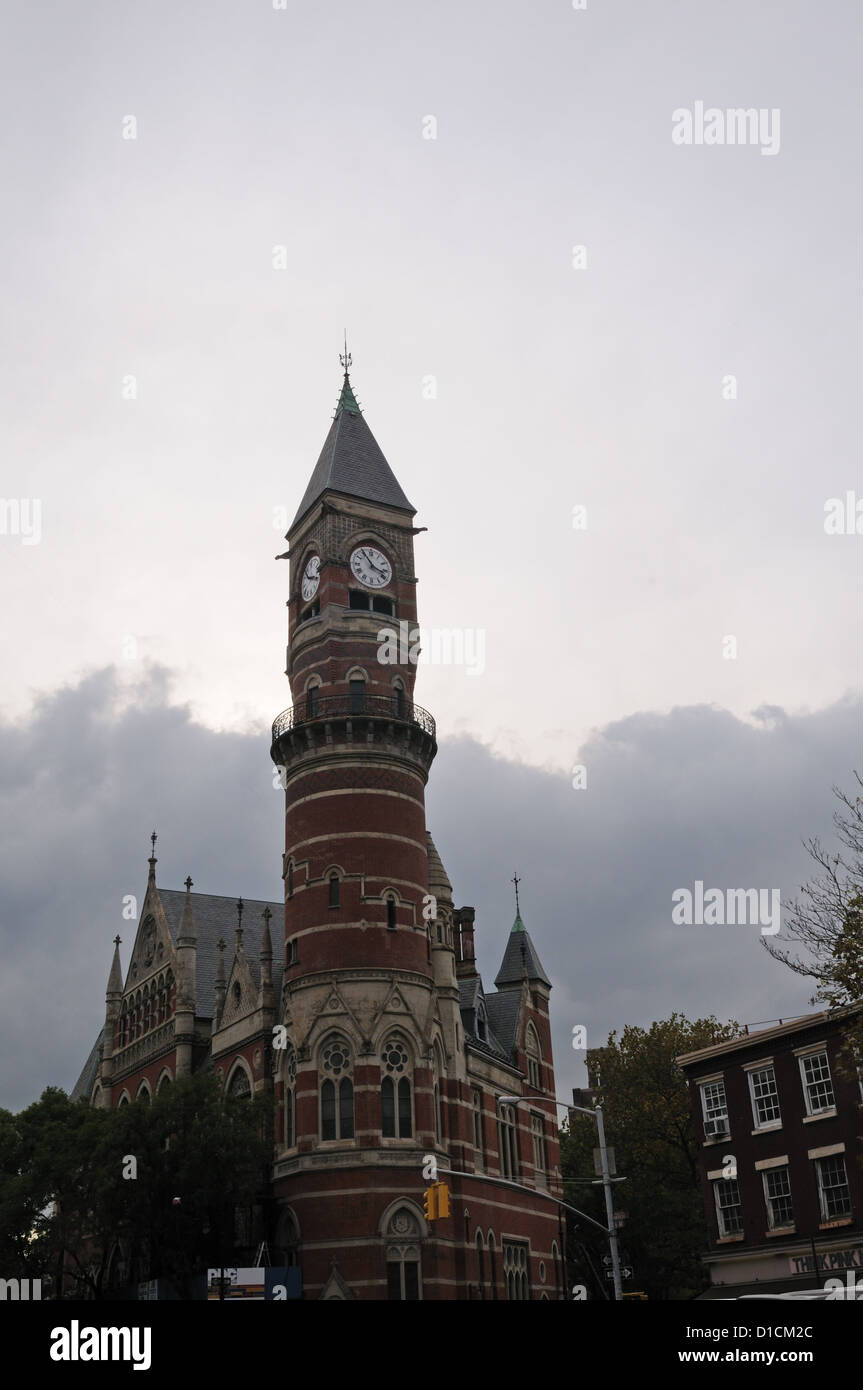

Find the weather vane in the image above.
[{"left": 339, "top": 330, "right": 351, "bottom": 375}]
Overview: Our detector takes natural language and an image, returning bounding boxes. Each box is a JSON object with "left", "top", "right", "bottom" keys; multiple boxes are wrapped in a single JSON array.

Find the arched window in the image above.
[
  {"left": 476, "top": 1000, "right": 488, "bottom": 1042},
  {"left": 284, "top": 1047, "right": 296, "bottom": 1149},
  {"left": 386, "top": 895, "right": 396, "bottom": 930},
  {"left": 136, "top": 1083, "right": 151, "bottom": 1106},
  {"left": 488, "top": 1233, "right": 498, "bottom": 1300},
  {"left": 144, "top": 991, "right": 152, "bottom": 1033},
  {"left": 498, "top": 1103, "right": 518, "bottom": 1179},
  {"left": 306, "top": 685, "right": 319, "bottom": 718},
  {"left": 287, "top": 862, "right": 294, "bottom": 898},
  {"left": 381, "top": 1037, "right": 412, "bottom": 1138},
  {"left": 157, "top": 1072, "right": 172, "bottom": 1094},
  {"left": 276, "top": 1208, "right": 300, "bottom": 1269},
  {"left": 329, "top": 873, "right": 340, "bottom": 908},
  {"left": 349, "top": 677, "right": 365, "bottom": 714},
  {"left": 118, "top": 1094, "right": 130, "bottom": 1108},
  {"left": 476, "top": 1231, "right": 485, "bottom": 1297},
  {"left": 393, "top": 682, "right": 405, "bottom": 718},
  {"left": 526, "top": 1023, "right": 542, "bottom": 1089},
  {"left": 385, "top": 1208, "right": 422, "bottom": 1300},
  {"left": 227, "top": 1064, "right": 252, "bottom": 1099},
  {"left": 320, "top": 1037, "right": 354, "bottom": 1140}
]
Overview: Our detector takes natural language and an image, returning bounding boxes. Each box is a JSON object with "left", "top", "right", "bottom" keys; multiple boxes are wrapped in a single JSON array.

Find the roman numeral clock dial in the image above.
[
  {"left": 301, "top": 555, "right": 320, "bottom": 601},
  {"left": 349, "top": 545, "right": 392, "bottom": 589}
]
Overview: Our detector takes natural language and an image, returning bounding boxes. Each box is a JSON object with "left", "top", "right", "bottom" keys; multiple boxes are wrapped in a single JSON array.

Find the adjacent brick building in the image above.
[
  {"left": 678, "top": 1004, "right": 863, "bottom": 1297},
  {"left": 72, "top": 360, "right": 565, "bottom": 1300}
]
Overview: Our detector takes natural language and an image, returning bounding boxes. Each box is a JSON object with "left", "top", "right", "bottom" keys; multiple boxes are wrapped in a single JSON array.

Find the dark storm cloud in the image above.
[{"left": 1, "top": 667, "right": 859, "bottom": 1110}]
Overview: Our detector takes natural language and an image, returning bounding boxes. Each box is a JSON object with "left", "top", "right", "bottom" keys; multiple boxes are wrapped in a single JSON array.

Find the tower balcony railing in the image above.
[{"left": 271, "top": 692, "right": 436, "bottom": 744}]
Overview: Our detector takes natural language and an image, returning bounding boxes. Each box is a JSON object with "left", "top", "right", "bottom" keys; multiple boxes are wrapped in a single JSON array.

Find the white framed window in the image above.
[
  {"left": 700, "top": 1078, "right": 729, "bottom": 1139},
  {"left": 762, "top": 1165, "right": 794, "bottom": 1229},
  {"left": 799, "top": 1051, "right": 835, "bottom": 1116},
  {"left": 748, "top": 1064, "right": 781, "bottom": 1128},
  {"left": 815, "top": 1155, "right": 852, "bottom": 1221},
  {"left": 714, "top": 1177, "right": 743, "bottom": 1237}
]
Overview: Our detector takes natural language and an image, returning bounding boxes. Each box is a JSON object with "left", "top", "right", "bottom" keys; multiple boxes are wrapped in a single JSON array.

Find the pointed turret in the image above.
[
  {"left": 175, "top": 875, "right": 197, "bottom": 1077},
  {"left": 258, "top": 906, "right": 275, "bottom": 1014},
  {"left": 290, "top": 361, "right": 414, "bottom": 529},
  {"left": 494, "top": 910, "right": 551, "bottom": 989},
  {"left": 213, "top": 937, "right": 227, "bottom": 1029},
  {"left": 99, "top": 934, "right": 124, "bottom": 1107},
  {"left": 107, "top": 935, "right": 123, "bottom": 996}
]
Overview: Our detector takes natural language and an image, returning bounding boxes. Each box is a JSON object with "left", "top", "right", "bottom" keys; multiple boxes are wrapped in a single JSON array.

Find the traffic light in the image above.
[
  {"left": 423, "top": 1186, "right": 438, "bottom": 1221},
  {"left": 435, "top": 1182, "right": 451, "bottom": 1218}
]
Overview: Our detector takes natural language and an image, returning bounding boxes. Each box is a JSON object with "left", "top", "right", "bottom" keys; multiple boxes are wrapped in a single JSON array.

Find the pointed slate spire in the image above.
[
  {"left": 494, "top": 902, "right": 551, "bottom": 989},
  {"left": 290, "top": 357, "right": 415, "bottom": 529},
  {"left": 213, "top": 937, "right": 227, "bottom": 1029},
  {"left": 107, "top": 935, "right": 123, "bottom": 996},
  {"left": 177, "top": 876, "right": 196, "bottom": 946}
]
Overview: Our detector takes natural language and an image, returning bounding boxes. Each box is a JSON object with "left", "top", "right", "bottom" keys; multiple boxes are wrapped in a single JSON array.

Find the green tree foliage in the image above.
[
  {"left": 560, "top": 1013, "right": 740, "bottom": 1301},
  {"left": 763, "top": 773, "right": 863, "bottom": 1083},
  {"left": 1, "top": 1073, "right": 273, "bottom": 1298}
]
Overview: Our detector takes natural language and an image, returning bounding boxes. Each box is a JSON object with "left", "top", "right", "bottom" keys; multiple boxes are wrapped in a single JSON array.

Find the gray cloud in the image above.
[{"left": 1, "top": 665, "right": 857, "bottom": 1112}]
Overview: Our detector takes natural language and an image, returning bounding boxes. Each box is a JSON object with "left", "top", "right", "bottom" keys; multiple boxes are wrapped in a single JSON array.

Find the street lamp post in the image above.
[{"left": 497, "top": 1092, "right": 624, "bottom": 1302}]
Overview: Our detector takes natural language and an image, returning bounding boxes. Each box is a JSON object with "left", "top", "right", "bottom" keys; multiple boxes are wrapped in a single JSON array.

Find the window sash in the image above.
[{"left": 800, "top": 1052, "right": 835, "bottom": 1114}]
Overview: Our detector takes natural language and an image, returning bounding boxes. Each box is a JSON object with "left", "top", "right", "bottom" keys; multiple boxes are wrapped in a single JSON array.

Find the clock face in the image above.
[
  {"left": 350, "top": 545, "right": 392, "bottom": 589},
  {"left": 301, "top": 555, "right": 320, "bottom": 601}
]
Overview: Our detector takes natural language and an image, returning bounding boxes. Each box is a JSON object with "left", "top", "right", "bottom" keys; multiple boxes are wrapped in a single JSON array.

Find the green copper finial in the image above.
[{"left": 335, "top": 335, "right": 361, "bottom": 415}]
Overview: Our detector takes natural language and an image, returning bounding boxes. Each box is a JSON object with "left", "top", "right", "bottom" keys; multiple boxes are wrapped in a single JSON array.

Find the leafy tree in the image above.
[
  {"left": 1, "top": 1074, "right": 273, "bottom": 1299},
  {"left": 762, "top": 773, "right": 863, "bottom": 1079},
  {"left": 559, "top": 1013, "right": 740, "bottom": 1301}
]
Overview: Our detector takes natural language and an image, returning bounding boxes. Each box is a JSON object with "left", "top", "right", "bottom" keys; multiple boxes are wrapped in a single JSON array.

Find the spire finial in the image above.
[
  {"left": 185, "top": 875, "right": 193, "bottom": 894},
  {"left": 235, "top": 897, "right": 244, "bottom": 949},
  {"left": 339, "top": 331, "right": 351, "bottom": 377},
  {"left": 114, "top": 934, "right": 122, "bottom": 947},
  {"left": 263, "top": 906, "right": 272, "bottom": 927},
  {"left": 217, "top": 937, "right": 226, "bottom": 956},
  {"left": 148, "top": 830, "right": 158, "bottom": 881},
  {"left": 512, "top": 872, "right": 521, "bottom": 916}
]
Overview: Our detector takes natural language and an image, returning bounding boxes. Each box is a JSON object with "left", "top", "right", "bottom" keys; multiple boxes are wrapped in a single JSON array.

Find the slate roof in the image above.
[
  {"left": 70, "top": 1028, "right": 104, "bottom": 1102},
  {"left": 494, "top": 914, "right": 551, "bottom": 988},
  {"left": 290, "top": 374, "right": 415, "bottom": 528},
  {"left": 158, "top": 890, "right": 284, "bottom": 1019},
  {"left": 458, "top": 976, "right": 511, "bottom": 1062},
  {"left": 485, "top": 990, "right": 521, "bottom": 1056}
]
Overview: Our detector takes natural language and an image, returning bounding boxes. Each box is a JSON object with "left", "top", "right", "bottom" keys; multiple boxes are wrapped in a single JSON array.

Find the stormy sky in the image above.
[{"left": 1, "top": 1, "right": 861, "bottom": 1109}]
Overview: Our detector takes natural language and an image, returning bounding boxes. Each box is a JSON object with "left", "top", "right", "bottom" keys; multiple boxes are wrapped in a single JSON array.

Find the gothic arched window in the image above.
[
  {"left": 284, "top": 1047, "right": 297, "bottom": 1149},
  {"left": 488, "top": 1232, "right": 498, "bottom": 1300},
  {"left": 385, "top": 1208, "right": 422, "bottom": 1301},
  {"left": 386, "top": 895, "right": 396, "bottom": 931},
  {"left": 476, "top": 1231, "right": 486, "bottom": 1297},
  {"left": 381, "top": 1036, "right": 412, "bottom": 1138},
  {"left": 320, "top": 1037, "right": 354, "bottom": 1140},
  {"left": 526, "top": 1023, "right": 542, "bottom": 1089},
  {"left": 329, "top": 873, "right": 340, "bottom": 908},
  {"left": 227, "top": 1064, "right": 252, "bottom": 1099},
  {"left": 498, "top": 1103, "right": 518, "bottom": 1179}
]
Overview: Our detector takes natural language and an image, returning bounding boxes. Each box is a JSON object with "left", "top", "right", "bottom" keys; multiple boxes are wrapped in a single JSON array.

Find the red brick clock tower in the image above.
[{"left": 268, "top": 357, "right": 563, "bottom": 1301}]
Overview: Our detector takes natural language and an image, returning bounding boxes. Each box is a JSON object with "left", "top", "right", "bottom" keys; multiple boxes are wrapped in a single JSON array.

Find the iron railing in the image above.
[{"left": 271, "top": 692, "right": 436, "bottom": 743}]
